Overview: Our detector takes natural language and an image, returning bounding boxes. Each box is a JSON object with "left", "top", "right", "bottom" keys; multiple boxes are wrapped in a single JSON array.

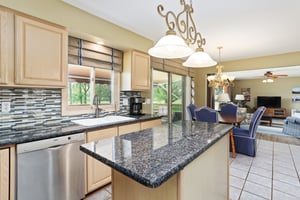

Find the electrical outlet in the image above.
[
  {"left": 1, "top": 102, "right": 11, "bottom": 113},
  {"left": 123, "top": 98, "right": 128, "bottom": 106}
]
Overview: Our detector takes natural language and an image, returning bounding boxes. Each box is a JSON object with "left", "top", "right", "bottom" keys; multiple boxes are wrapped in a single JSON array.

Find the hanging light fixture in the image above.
[
  {"left": 148, "top": 0, "right": 217, "bottom": 67},
  {"left": 207, "top": 47, "right": 235, "bottom": 88}
]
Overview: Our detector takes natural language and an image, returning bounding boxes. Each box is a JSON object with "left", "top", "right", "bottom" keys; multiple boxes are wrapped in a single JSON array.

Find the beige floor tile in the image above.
[
  {"left": 230, "top": 175, "right": 245, "bottom": 189},
  {"left": 252, "top": 159, "right": 273, "bottom": 170},
  {"left": 273, "top": 179, "right": 300, "bottom": 198},
  {"left": 230, "top": 167, "right": 249, "bottom": 180},
  {"left": 249, "top": 165, "right": 273, "bottom": 178},
  {"left": 240, "top": 190, "right": 269, "bottom": 200},
  {"left": 85, "top": 189, "right": 111, "bottom": 200},
  {"left": 273, "top": 164, "right": 298, "bottom": 177},
  {"left": 273, "top": 171, "right": 300, "bottom": 186},
  {"left": 273, "top": 159, "right": 295, "bottom": 170},
  {"left": 247, "top": 173, "right": 272, "bottom": 188},
  {"left": 273, "top": 189, "right": 299, "bottom": 200},
  {"left": 230, "top": 186, "right": 241, "bottom": 200},
  {"left": 230, "top": 161, "right": 252, "bottom": 172},
  {"left": 243, "top": 181, "right": 271, "bottom": 199}
]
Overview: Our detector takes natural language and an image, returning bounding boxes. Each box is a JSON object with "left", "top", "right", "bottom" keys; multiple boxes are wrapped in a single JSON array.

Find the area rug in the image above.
[
  {"left": 240, "top": 125, "right": 283, "bottom": 135},
  {"left": 240, "top": 124, "right": 300, "bottom": 145},
  {"left": 256, "top": 125, "right": 283, "bottom": 135}
]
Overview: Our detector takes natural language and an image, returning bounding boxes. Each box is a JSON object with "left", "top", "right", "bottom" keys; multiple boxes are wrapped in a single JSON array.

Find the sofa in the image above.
[{"left": 282, "top": 117, "right": 300, "bottom": 138}]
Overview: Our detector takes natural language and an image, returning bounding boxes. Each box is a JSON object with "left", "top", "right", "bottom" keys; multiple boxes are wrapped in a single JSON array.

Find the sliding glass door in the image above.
[
  {"left": 171, "top": 74, "right": 184, "bottom": 122},
  {"left": 152, "top": 70, "right": 185, "bottom": 123}
]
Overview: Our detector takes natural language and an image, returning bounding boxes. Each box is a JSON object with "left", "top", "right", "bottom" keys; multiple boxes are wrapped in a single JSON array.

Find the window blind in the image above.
[
  {"left": 68, "top": 36, "right": 123, "bottom": 72},
  {"left": 151, "top": 57, "right": 197, "bottom": 77}
]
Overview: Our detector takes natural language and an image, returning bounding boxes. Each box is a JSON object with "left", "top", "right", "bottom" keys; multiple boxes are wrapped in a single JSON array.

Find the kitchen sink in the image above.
[{"left": 72, "top": 115, "right": 135, "bottom": 126}]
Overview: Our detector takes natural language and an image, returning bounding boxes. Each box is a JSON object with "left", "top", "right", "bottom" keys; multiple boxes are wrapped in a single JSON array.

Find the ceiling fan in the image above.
[{"left": 264, "top": 71, "right": 288, "bottom": 79}]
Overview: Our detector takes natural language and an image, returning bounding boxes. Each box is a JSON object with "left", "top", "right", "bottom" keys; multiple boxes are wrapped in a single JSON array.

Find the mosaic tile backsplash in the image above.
[{"left": 0, "top": 88, "right": 142, "bottom": 131}]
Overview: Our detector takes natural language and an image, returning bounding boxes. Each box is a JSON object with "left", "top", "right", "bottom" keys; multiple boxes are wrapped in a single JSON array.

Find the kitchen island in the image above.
[{"left": 80, "top": 121, "right": 232, "bottom": 200}]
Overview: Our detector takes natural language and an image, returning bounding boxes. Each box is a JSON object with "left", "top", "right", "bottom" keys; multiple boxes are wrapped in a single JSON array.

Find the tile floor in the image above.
[
  {"left": 85, "top": 139, "right": 300, "bottom": 200},
  {"left": 230, "top": 139, "right": 300, "bottom": 200}
]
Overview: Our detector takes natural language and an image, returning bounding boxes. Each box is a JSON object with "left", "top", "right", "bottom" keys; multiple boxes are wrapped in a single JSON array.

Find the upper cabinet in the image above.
[
  {"left": 0, "top": 9, "right": 11, "bottom": 84},
  {"left": 14, "top": 15, "right": 67, "bottom": 87},
  {"left": 121, "top": 50, "right": 150, "bottom": 91},
  {"left": 0, "top": 6, "right": 67, "bottom": 88}
]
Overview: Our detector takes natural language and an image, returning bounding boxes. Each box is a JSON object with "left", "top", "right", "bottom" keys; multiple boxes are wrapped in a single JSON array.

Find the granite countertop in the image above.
[
  {"left": 80, "top": 121, "right": 232, "bottom": 188},
  {"left": 0, "top": 114, "right": 161, "bottom": 146}
]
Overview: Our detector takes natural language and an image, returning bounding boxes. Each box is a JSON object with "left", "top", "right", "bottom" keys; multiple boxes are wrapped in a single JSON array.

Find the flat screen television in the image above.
[{"left": 257, "top": 96, "right": 281, "bottom": 108}]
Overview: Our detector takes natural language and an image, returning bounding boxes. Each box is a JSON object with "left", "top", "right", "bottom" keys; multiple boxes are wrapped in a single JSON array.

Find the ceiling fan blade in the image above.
[{"left": 264, "top": 71, "right": 288, "bottom": 78}]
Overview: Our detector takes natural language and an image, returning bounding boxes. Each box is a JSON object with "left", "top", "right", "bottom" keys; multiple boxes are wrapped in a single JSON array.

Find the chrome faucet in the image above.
[{"left": 93, "top": 95, "right": 102, "bottom": 118}]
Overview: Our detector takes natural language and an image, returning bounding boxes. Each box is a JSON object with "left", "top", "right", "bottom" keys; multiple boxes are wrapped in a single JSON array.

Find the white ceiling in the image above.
[{"left": 63, "top": 0, "right": 300, "bottom": 79}]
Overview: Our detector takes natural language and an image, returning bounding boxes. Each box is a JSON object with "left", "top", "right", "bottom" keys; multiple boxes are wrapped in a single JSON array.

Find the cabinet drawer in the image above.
[
  {"left": 140, "top": 119, "right": 162, "bottom": 130},
  {"left": 118, "top": 123, "right": 140, "bottom": 135}
]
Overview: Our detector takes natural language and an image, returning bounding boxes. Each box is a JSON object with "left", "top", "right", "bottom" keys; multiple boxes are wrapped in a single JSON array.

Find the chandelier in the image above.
[
  {"left": 207, "top": 47, "right": 235, "bottom": 88},
  {"left": 148, "top": 0, "right": 217, "bottom": 68}
]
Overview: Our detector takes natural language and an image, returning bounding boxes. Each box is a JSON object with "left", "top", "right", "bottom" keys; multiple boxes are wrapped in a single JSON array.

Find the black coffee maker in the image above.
[{"left": 129, "top": 97, "right": 145, "bottom": 115}]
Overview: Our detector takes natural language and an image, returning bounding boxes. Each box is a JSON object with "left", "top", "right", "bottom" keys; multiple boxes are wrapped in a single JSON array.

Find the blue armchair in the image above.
[
  {"left": 194, "top": 107, "right": 218, "bottom": 123},
  {"left": 232, "top": 106, "right": 266, "bottom": 157},
  {"left": 187, "top": 104, "right": 197, "bottom": 120},
  {"left": 220, "top": 103, "right": 238, "bottom": 116}
]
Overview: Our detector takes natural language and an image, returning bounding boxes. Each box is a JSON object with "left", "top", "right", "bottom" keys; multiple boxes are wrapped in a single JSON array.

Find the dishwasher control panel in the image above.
[{"left": 17, "top": 132, "right": 84, "bottom": 153}]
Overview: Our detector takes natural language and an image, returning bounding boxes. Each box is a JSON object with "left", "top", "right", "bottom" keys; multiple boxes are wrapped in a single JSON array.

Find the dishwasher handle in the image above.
[{"left": 17, "top": 133, "right": 85, "bottom": 154}]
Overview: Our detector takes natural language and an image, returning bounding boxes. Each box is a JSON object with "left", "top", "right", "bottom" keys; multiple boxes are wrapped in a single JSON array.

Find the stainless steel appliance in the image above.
[
  {"left": 129, "top": 96, "right": 145, "bottom": 115},
  {"left": 16, "top": 133, "right": 85, "bottom": 200}
]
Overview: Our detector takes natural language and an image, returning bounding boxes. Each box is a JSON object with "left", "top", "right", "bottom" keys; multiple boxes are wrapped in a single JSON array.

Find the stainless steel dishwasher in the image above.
[{"left": 16, "top": 132, "right": 85, "bottom": 200}]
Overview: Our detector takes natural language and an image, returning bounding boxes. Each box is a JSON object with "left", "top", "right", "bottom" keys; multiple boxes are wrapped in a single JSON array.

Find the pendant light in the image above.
[{"left": 148, "top": 0, "right": 216, "bottom": 67}]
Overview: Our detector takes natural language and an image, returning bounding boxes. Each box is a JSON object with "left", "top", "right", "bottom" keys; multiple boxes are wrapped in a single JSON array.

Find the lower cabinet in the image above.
[
  {"left": 85, "top": 127, "right": 118, "bottom": 193},
  {"left": 0, "top": 146, "right": 15, "bottom": 200},
  {"left": 85, "top": 118, "right": 162, "bottom": 194},
  {"left": 118, "top": 122, "right": 140, "bottom": 135},
  {"left": 140, "top": 118, "right": 162, "bottom": 130}
]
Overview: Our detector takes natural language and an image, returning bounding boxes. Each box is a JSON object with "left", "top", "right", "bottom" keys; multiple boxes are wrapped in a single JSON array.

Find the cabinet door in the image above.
[
  {"left": 0, "top": 148, "right": 9, "bottom": 200},
  {"left": 0, "top": 9, "right": 9, "bottom": 84},
  {"left": 118, "top": 122, "right": 140, "bottom": 135},
  {"left": 131, "top": 51, "right": 150, "bottom": 90},
  {"left": 15, "top": 15, "right": 67, "bottom": 87},
  {"left": 140, "top": 119, "right": 162, "bottom": 130},
  {"left": 86, "top": 127, "right": 117, "bottom": 193}
]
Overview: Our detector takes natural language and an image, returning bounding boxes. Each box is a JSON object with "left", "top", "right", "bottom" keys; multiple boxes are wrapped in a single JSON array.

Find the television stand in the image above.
[
  {"left": 261, "top": 114, "right": 272, "bottom": 126},
  {"left": 264, "top": 108, "right": 286, "bottom": 119}
]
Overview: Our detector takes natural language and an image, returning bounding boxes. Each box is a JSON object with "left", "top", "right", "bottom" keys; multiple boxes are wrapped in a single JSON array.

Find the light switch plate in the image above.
[{"left": 1, "top": 102, "right": 11, "bottom": 113}]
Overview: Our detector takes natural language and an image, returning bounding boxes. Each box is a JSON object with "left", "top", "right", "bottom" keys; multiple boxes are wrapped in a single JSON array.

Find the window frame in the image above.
[{"left": 62, "top": 65, "right": 120, "bottom": 116}]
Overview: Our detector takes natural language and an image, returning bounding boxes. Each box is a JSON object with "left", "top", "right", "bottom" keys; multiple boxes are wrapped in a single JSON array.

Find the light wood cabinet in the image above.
[
  {"left": 118, "top": 122, "right": 140, "bottom": 135},
  {"left": 14, "top": 15, "right": 67, "bottom": 87},
  {"left": 85, "top": 127, "right": 117, "bottom": 193},
  {"left": 0, "top": 148, "right": 9, "bottom": 200},
  {"left": 141, "top": 118, "right": 162, "bottom": 130},
  {"left": 0, "top": 8, "right": 13, "bottom": 85},
  {"left": 0, "top": 146, "right": 15, "bottom": 200},
  {"left": 122, "top": 50, "right": 150, "bottom": 90}
]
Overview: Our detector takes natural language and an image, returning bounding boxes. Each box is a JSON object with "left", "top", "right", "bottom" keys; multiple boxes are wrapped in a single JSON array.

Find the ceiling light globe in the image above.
[
  {"left": 183, "top": 48, "right": 217, "bottom": 68},
  {"left": 148, "top": 33, "right": 193, "bottom": 59}
]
